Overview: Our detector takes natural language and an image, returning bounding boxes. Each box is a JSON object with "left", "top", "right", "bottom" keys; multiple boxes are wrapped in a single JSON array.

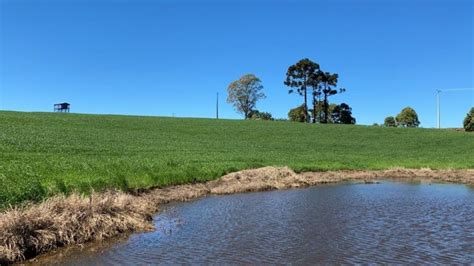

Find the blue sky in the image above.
[{"left": 1, "top": 0, "right": 473, "bottom": 127}]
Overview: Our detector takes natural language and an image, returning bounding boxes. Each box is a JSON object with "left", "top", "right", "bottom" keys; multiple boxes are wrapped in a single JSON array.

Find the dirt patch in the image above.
[{"left": 1, "top": 167, "right": 473, "bottom": 264}]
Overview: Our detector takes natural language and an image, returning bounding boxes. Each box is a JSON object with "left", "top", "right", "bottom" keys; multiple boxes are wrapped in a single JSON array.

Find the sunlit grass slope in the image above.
[{"left": 1, "top": 111, "right": 473, "bottom": 208}]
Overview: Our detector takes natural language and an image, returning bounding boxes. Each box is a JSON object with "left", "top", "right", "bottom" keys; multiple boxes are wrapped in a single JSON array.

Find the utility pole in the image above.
[
  {"left": 436, "top": 88, "right": 474, "bottom": 129},
  {"left": 436, "top": 90, "right": 441, "bottom": 129},
  {"left": 216, "top": 92, "right": 219, "bottom": 119}
]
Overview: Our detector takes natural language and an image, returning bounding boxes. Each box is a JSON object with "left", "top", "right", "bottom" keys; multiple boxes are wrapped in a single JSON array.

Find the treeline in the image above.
[
  {"left": 226, "top": 58, "right": 355, "bottom": 124},
  {"left": 383, "top": 107, "right": 420, "bottom": 128},
  {"left": 226, "top": 58, "right": 473, "bottom": 131},
  {"left": 381, "top": 106, "right": 473, "bottom": 132}
]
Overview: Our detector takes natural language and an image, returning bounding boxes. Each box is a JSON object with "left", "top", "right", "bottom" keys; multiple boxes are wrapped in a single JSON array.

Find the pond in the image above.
[{"left": 40, "top": 181, "right": 474, "bottom": 264}]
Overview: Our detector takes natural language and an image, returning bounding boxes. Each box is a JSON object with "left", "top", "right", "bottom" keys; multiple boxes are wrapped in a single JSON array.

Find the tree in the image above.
[
  {"left": 463, "top": 107, "right": 474, "bottom": 132},
  {"left": 384, "top": 116, "right": 397, "bottom": 127},
  {"left": 309, "top": 71, "right": 323, "bottom": 123},
  {"left": 227, "top": 74, "right": 266, "bottom": 119},
  {"left": 319, "top": 71, "right": 345, "bottom": 124},
  {"left": 396, "top": 107, "right": 420, "bottom": 127},
  {"left": 331, "top": 103, "right": 356, "bottom": 124},
  {"left": 311, "top": 101, "right": 337, "bottom": 123},
  {"left": 249, "top": 110, "right": 273, "bottom": 121},
  {"left": 288, "top": 104, "right": 307, "bottom": 122},
  {"left": 284, "top": 59, "right": 320, "bottom": 123}
]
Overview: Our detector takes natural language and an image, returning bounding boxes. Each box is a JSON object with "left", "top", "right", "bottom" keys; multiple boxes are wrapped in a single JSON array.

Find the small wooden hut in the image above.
[{"left": 54, "top": 103, "right": 70, "bottom": 113}]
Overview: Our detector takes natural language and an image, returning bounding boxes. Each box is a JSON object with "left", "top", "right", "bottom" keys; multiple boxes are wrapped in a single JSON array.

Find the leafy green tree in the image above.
[
  {"left": 463, "top": 107, "right": 474, "bottom": 132},
  {"left": 284, "top": 59, "right": 320, "bottom": 123},
  {"left": 288, "top": 104, "right": 307, "bottom": 122},
  {"left": 311, "top": 101, "right": 337, "bottom": 123},
  {"left": 331, "top": 103, "right": 356, "bottom": 124},
  {"left": 396, "top": 107, "right": 420, "bottom": 127},
  {"left": 309, "top": 71, "right": 323, "bottom": 123},
  {"left": 319, "top": 71, "right": 345, "bottom": 123},
  {"left": 249, "top": 110, "right": 273, "bottom": 121},
  {"left": 227, "top": 74, "right": 266, "bottom": 119},
  {"left": 384, "top": 116, "right": 397, "bottom": 127}
]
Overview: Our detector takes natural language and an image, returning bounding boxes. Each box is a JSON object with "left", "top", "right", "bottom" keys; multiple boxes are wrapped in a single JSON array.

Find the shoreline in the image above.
[{"left": 1, "top": 167, "right": 474, "bottom": 264}]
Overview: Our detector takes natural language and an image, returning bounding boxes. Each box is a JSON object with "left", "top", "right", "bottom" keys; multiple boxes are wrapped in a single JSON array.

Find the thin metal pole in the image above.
[
  {"left": 436, "top": 90, "right": 441, "bottom": 129},
  {"left": 216, "top": 92, "right": 219, "bottom": 119},
  {"left": 436, "top": 88, "right": 473, "bottom": 129}
]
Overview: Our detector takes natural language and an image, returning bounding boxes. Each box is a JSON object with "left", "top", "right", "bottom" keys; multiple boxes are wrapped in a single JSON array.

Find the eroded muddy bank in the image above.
[{"left": 1, "top": 167, "right": 474, "bottom": 264}]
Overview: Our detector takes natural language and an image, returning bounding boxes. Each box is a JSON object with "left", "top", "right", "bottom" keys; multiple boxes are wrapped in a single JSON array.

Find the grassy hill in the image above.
[{"left": 1, "top": 111, "right": 473, "bottom": 208}]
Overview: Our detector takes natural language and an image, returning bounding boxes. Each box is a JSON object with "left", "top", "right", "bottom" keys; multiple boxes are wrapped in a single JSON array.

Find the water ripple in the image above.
[{"left": 48, "top": 182, "right": 474, "bottom": 265}]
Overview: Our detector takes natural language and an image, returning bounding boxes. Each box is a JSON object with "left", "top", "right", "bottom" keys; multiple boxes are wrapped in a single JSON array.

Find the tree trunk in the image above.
[
  {"left": 323, "top": 93, "right": 328, "bottom": 124},
  {"left": 303, "top": 85, "right": 309, "bottom": 123}
]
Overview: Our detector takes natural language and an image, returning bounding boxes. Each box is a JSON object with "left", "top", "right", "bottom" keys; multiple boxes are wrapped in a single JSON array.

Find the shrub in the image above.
[
  {"left": 384, "top": 116, "right": 397, "bottom": 127},
  {"left": 249, "top": 110, "right": 273, "bottom": 121},
  {"left": 288, "top": 104, "right": 307, "bottom": 122}
]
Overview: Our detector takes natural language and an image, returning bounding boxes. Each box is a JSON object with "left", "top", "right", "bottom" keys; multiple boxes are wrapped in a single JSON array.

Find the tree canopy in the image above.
[
  {"left": 227, "top": 74, "right": 266, "bottom": 119},
  {"left": 284, "top": 59, "right": 348, "bottom": 124},
  {"left": 284, "top": 59, "right": 320, "bottom": 123},
  {"left": 463, "top": 107, "right": 474, "bottom": 132},
  {"left": 396, "top": 107, "right": 420, "bottom": 128},
  {"left": 311, "top": 101, "right": 337, "bottom": 123},
  {"left": 288, "top": 104, "right": 307, "bottom": 122},
  {"left": 384, "top": 116, "right": 397, "bottom": 127},
  {"left": 331, "top": 103, "right": 356, "bottom": 124},
  {"left": 319, "top": 71, "right": 345, "bottom": 123},
  {"left": 249, "top": 110, "right": 273, "bottom": 121}
]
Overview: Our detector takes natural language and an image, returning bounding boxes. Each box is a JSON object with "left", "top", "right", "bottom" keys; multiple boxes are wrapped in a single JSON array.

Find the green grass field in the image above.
[{"left": 1, "top": 111, "right": 473, "bottom": 208}]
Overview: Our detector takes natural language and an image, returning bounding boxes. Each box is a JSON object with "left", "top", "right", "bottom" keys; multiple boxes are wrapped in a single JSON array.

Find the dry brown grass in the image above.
[
  {"left": 0, "top": 191, "right": 157, "bottom": 264},
  {"left": 299, "top": 168, "right": 474, "bottom": 184},
  {"left": 1, "top": 167, "right": 474, "bottom": 264}
]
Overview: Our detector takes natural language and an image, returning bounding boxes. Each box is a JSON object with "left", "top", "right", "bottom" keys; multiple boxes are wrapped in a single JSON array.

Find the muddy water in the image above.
[{"left": 39, "top": 181, "right": 474, "bottom": 264}]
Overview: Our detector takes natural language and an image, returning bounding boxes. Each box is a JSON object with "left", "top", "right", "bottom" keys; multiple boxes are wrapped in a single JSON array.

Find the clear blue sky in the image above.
[{"left": 1, "top": 0, "right": 473, "bottom": 127}]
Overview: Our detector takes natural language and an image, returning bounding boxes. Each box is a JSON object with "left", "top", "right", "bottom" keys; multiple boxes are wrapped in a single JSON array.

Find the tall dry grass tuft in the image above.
[{"left": 0, "top": 191, "right": 158, "bottom": 264}]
